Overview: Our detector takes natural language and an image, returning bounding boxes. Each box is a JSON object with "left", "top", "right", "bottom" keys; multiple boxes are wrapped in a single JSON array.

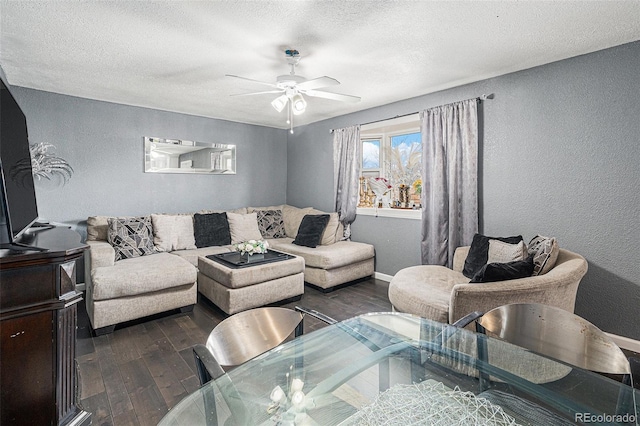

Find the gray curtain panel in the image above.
[
  {"left": 333, "top": 125, "right": 361, "bottom": 240},
  {"left": 420, "top": 99, "right": 478, "bottom": 267}
]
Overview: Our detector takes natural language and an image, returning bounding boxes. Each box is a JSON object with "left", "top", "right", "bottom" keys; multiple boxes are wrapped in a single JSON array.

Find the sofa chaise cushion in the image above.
[
  {"left": 170, "top": 245, "right": 233, "bottom": 267},
  {"left": 91, "top": 252, "right": 197, "bottom": 300},
  {"left": 389, "top": 265, "right": 467, "bottom": 324},
  {"left": 270, "top": 239, "right": 374, "bottom": 270}
]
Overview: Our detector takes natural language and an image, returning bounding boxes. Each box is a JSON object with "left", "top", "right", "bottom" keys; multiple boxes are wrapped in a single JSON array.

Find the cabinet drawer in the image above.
[{"left": 0, "top": 265, "right": 56, "bottom": 312}]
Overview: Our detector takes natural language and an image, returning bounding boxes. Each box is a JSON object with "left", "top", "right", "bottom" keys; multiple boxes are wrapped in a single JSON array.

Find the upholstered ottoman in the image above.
[{"left": 197, "top": 253, "right": 305, "bottom": 315}]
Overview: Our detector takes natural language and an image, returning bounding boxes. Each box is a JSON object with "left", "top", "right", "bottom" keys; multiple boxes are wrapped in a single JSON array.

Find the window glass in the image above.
[
  {"left": 362, "top": 139, "right": 380, "bottom": 169},
  {"left": 388, "top": 132, "right": 421, "bottom": 185}
]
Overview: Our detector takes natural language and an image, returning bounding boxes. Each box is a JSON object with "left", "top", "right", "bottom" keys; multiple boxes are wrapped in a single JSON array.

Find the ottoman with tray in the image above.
[{"left": 197, "top": 250, "right": 305, "bottom": 315}]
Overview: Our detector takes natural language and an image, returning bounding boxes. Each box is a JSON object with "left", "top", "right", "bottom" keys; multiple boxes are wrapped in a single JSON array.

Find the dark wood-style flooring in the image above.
[
  {"left": 76, "top": 278, "right": 392, "bottom": 426},
  {"left": 76, "top": 278, "right": 640, "bottom": 426}
]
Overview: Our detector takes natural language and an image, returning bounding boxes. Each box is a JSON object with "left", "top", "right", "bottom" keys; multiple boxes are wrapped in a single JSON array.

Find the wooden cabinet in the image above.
[{"left": 1, "top": 227, "right": 91, "bottom": 426}]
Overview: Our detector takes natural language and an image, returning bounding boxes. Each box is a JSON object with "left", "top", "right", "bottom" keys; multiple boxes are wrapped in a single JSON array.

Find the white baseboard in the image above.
[
  {"left": 606, "top": 332, "right": 640, "bottom": 354},
  {"left": 374, "top": 272, "right": 394, "bottom": 282}
]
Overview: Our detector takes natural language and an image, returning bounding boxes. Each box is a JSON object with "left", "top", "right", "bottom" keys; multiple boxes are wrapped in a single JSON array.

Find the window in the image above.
[{"left": 358, "top": 115, "right": 422, "bottom": 216}]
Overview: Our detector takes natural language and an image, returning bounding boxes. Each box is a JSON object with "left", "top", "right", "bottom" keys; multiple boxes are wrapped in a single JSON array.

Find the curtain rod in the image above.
[{"left": 330, "top": 93, "right": 494, "bottom": 133}]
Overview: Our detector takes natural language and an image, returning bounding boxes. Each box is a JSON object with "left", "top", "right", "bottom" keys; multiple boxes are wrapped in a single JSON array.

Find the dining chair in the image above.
[
  {"left": 454, "top": 303, "right": 637, "bottom": 418},
  {"left": 193, "top": 306, "right": 335, "bottom": 385}
]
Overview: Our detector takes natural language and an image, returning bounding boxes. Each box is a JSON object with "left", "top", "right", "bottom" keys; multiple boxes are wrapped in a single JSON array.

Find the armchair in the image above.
[{"left": 389, "top": 246, "right": 588, "bottom": 325}]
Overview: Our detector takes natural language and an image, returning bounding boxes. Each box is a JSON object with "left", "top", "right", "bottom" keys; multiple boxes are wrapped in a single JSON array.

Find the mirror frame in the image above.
[{"left": 144, "top": 137, "right": 236, "bottom": 174}]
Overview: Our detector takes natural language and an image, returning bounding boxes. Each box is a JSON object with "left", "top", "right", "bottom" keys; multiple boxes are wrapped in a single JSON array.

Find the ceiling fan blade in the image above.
[
  {"left": 304, "top": 89, "right": 361, "bottom": 103},
  {"left": 296, "top": 76, "right": 340, "bottom": 91},
  {"left": 226, "top": 74, "right": 278, "bottom": 88},
  {"left": 230, "top": 90, "right": 284, "bottom": 97}
]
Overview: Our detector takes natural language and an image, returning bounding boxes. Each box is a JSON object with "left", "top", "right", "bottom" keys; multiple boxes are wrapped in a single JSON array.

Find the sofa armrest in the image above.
[
  {"left": 448, "top": 250, "right": 588, "bottom": 325},
  {"left": 452, "top": 246, "right": 470, "bottom": 273},
  {"left": 86, "top": 240, "right": 115, "bottom": 269}
]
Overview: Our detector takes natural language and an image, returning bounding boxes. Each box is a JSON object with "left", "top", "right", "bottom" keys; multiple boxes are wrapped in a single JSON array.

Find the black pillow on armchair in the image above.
[
  {"left": 470, "top": 256, "right": 535, "bottom": 283},
  {"left": 463, "top": 233, "right": 524, "bottom": 278},
  {"left": 293, "top": 214, "right": 330, "bottom": 248}
]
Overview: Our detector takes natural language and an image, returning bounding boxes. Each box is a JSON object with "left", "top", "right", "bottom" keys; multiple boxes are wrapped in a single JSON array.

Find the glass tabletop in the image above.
[{"left": 160, "top": 312, "right": 639, "bottom": 425}]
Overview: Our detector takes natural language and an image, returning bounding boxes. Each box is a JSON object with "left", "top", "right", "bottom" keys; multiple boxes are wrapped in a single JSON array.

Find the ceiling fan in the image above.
[{"left": 226, "top": 49, "right": 360, "bottom": 132}]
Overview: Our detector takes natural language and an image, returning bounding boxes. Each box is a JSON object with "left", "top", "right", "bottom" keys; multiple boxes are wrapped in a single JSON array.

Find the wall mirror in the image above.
[{"left": 144, "top": 137, "right": 236, "bottom": 174}]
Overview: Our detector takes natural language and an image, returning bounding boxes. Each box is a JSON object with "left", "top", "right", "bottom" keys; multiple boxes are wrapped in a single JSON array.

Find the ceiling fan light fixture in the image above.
[
  {"left": 271, "top": 95, "right": 288, "bottom": 113},
  {"left": 291, "top": 93, "right": 307, "bottom": 115}
]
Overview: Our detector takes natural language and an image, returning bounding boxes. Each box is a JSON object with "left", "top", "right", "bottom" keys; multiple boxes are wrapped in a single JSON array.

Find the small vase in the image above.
[{"left": 241, "top": 252, "right": 264, "bottom": 263}]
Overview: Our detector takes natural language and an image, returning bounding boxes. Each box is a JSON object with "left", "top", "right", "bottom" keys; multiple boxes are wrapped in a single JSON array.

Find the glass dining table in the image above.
[{"left": 159, "top": 312, "right": 639, "bottom": 425}]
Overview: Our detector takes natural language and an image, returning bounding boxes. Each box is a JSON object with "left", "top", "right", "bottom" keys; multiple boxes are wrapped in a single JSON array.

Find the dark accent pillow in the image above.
[
  {"left": 463, "top": 233, "right": 524, "bottom": 278},
  {"left": 293, "top": 214, "right": 330, "bottom": 248},
  {"left": 107, "top": 216, "right": 156, "bottom": 261},
  {"left": 193, "top": 212, "right": 231, "bottom": 248},
  {"left": 256, "top": 210, "right": 286, "bottom": 239},
  {"left": 470, "top": 256, "right": 535, "bottom": 283}
]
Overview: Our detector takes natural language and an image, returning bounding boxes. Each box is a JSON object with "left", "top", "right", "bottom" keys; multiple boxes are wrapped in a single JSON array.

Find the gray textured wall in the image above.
[
  {"left": 8, "top": 87, "right": 288, "bottom": 238},
  {"left": 287, "top": 41, "right": 640, "bottom": 339}
]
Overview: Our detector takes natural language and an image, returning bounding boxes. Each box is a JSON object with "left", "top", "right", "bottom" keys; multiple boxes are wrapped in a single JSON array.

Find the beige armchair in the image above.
[{"left": 388, "top": 246, "right": 588, "bottom": 325}]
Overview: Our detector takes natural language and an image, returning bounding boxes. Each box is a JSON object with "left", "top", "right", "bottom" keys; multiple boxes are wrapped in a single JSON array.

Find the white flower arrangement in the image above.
[{"left": 234, "top": 239, "right": 269, "bottom": 255}]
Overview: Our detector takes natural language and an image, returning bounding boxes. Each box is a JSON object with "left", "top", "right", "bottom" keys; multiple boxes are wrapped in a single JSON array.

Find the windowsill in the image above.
[{"left": 356, "top": 207, "right": 421, "bottom": 220}]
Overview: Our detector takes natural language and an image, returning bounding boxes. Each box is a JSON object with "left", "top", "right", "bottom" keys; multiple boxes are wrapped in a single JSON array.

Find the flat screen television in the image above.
[{"left": 0, "top": 78, "right": 41, "bottom": 249}]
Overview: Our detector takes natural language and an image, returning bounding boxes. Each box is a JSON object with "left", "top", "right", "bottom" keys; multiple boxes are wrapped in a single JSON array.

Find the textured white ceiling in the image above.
[{"left": 1, "top": 1, "right": 640, "bottom": 129}]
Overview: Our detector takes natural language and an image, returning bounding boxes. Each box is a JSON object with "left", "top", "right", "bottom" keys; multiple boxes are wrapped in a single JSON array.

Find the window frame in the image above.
[{"left": 357, "top": 115, "right": 422, "bottom": 219}]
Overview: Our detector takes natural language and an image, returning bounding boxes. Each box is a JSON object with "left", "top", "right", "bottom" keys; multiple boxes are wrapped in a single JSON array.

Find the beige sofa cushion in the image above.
[
  {"left": 227, "top": 212, "right": 262, "bottom": 243},
  {"left": 246, "top": 205, "right": 284, "bottom": 213},
  {"left": 270, "top": 239, "right": 374, "bottom": 270},
  {"left": 170, "top": 245, "right": 233, "bottom": 267},
  {"left": 87, "top": 216, "right": 110, "bottom": 241},
  {"left": 199, "top": 207, "right": 247, "bottom": 215},
  {"left": 282, "top": 205, "right": 313, "bottom": 238},
  {"left": 151, "top": 214, "right": 196, "bottom": 252},
  {"left": 91, "top": 253, "right": 196, "bottom": 301}
]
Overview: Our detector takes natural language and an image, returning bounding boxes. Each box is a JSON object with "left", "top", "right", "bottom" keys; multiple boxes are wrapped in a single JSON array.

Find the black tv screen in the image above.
[{"left": 0, "top": 79, "right": 39, "bottom": 242}]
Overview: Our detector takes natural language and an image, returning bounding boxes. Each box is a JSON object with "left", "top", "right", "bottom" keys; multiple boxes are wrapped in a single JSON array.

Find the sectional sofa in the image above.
[{"left": 84, "top": 204, "right": 375, "bottom": 334}]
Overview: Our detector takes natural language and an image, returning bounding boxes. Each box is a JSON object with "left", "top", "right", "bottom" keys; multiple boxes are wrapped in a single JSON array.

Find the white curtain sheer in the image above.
[
  {"left": 420, "top": 99, "right": 478, "bottom": 267},
  {"left": 333, "top": 125, "right": 361, "bottom": 240}
]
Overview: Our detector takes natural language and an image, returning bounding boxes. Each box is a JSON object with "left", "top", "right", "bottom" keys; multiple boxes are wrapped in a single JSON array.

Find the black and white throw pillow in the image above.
[
  {"left": 107, "top": 216, "right": 156, "bottom": 261},
  {"left": 462, "top": 233, "right": 524, "bottom": 279},
  {"left": 256, "top": 210, "right": 286, "bottom": 239}
]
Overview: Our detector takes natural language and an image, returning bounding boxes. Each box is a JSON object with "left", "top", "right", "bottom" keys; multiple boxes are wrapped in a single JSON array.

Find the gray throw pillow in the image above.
[
  {"left": 107, "top": 216, "right": 156, "bottom": 261},
  {"left": 528, "top": 235, "right": 560, "bottom": 275},
  {"left": 256, "top": 210, "right": 286, "bottom": 239}
]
